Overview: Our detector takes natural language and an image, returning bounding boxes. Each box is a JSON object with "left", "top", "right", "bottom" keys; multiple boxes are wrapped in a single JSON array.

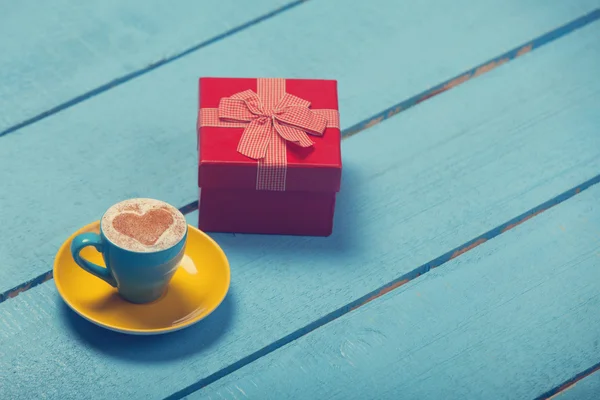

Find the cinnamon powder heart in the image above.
[{"left": 112, "top": 209, "right": 174, "bottom": 246}]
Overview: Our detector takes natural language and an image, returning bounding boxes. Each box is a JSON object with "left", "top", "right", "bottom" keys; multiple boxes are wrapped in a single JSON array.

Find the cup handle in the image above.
[{"left": 70, "top": 232, "right": 117, "bottom": 287}]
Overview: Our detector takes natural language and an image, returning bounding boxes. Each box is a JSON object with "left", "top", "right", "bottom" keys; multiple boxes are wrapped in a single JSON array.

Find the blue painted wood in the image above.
[
  {"left": 1, "top": 0, "right": 599, "bottom": 297},
  {"left": 0, "top": 0, "right": 296, "bottom": 135},
  {"left": 193, "top": 182, "right": 600, "bottom": 400},
  {"left": 2, "top": 19, "right": 600, "bottom": 399},
  {"left": 548, "top": 367, "right": 600, "bottom": 400}
]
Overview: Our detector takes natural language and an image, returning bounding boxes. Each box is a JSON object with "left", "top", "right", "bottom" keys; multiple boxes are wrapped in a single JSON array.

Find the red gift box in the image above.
[{"left": 196, "top": 77, "right": 342, "bottom": 236}]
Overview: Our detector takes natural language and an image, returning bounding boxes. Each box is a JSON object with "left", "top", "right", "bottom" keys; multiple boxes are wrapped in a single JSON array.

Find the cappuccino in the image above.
[{"left": 101, "top": 198, "right": 187, "bottom": 253}]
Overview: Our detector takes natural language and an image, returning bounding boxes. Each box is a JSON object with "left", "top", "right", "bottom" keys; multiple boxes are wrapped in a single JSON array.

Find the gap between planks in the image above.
[
  {"left": 0, "top": 7, "right": 598, "bottom": 141},
  {"left": 537, "top": 362, "right": 600, "bottom": 400},
  {"left": 0, "top": 0, "right": 309, "bottom": 138},
  {"left": 161, "top": 174, "right": 600, "bottom": 400},
  {"left": 1, "top": 8, "right": 599, "bottom": 304}
]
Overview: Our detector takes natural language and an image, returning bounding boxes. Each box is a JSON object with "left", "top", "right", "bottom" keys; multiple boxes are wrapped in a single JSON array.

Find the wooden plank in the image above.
[
  {"left": 0, "top": 0, "right": 297, "bottom": 135},
  {"left": 193, "top": 179, "right": 600, "bottom": 400},
  {"left": 1, "top": 0, "right": 599, "bottom": 297},
  {"left": 2, "top": 18, "right": 600, "bottom": 400}
]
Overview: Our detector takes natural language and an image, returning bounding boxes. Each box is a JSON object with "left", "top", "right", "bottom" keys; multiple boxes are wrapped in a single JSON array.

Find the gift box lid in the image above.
[{"left": 197, "top": 77, "right": 342, "bottom": 193}]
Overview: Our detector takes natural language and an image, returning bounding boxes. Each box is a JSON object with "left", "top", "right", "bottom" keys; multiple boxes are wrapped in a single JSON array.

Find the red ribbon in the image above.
[{"left": 200, "top": 78, "right": 339, "bottom": 191}]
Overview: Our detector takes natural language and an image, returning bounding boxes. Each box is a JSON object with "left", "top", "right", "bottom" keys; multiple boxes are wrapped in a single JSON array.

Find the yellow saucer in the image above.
[{"left": 54, "top": 221, "right": 230, "bottom": 335}]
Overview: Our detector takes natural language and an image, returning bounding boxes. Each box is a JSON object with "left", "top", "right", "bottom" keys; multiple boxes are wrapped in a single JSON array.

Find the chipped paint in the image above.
[
  {"left": 346, "top": 35, "right": 566, "bottom": 141},
  {"left": 443, "top": 73, "right": 472, "bottom": 90},
  {"left": 386, "top": 105, "right": 403, "bottom": 119},
  {"left": 516, "top": 43, "right": 533, "bottom": 57},
  {"left": 540, "top": 362, "right": 600, "bottom": 400},
  {"left": 7, "top": 285, "right": 29, "bottom": 299},
  {"left": 355, "top": 279, "right": 410, "bottom": 309},
  {"left": 416, "top": 86, "right": 447, "bottom": 104},
  {"left": 474, "top": 58, "right": 509, "bottom": 77},
  {"left": 1, "top": 270, "right": 53, "bottom": 304},
  {"left": 337, "top": 12, "right": 600, "bottom": 145},
  {"left": 363, "top": 115, "right": 385, "bottom": 130},
  {"left": 417, "top": 72, "right": 473, "bottom": 105},
  {"left": 450, "top": 238, "right": 487, "bottom": 260},
  {"left": 547, "top": 384, "right": 576, "bottom": 400},
  {"left": 501, "top": 209, "right": 546, "bottom": 233}
]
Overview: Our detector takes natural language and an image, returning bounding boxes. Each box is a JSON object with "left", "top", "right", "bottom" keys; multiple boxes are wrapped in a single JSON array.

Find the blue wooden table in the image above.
[{"left": 2, "top": 1, "right": 600, "bottom": 399}]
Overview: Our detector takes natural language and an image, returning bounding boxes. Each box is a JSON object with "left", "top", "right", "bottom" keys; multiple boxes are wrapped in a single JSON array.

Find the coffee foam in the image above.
[{"left": 101, "top": 198, "right": 187, "bottom": 252}]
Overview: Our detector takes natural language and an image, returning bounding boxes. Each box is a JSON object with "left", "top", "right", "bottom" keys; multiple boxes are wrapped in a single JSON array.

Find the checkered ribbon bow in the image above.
[
  {"left": 219, "top": 89, "right": 327, "bottom": 160},
  {"left": 200, "top": 78, "right": 339, "bottom": 191}
]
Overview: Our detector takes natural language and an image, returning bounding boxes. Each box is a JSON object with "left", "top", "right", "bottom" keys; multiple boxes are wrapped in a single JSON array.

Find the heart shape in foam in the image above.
[{"left": 112, "top": 209, "right": 174, "bottom": 246}]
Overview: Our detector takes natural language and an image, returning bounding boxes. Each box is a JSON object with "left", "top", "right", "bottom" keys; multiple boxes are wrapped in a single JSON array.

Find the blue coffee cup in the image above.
[{"left": 70, "top": 219, "right": 187, "bottom": 304}]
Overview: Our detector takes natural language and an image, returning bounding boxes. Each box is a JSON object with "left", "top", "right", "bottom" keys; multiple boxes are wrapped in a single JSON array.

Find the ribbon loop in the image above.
[
  {"left": 273, "top": 121, "right": 314, "bottom": 148},
  {"left": 218, "top": 98, "right": 255, "bottom": 122},
  {"left": 229, "top": 89, "right": 265, "bottom": 116},
  {"left": 236, "top": 119, "right": 274, "bottom": 160},
  {"left": 275, "top": 93, "right": 311, "bottom": 110},
  {"left": 275, "top": 106, "right": 327, "bottom": 136}
]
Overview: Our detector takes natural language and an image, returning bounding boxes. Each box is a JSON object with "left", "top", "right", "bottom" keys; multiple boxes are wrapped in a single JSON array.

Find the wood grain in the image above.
[
  {"left": 0, "top": 0, "right": 296, "bottom": 135},
  {"left": 2, "top": 19, "right": 600, "bottom": 400},
  {"left": 1, "top": 0, "right": 599, "bottom": 297},
  {"left": 193, "top": 179, "right": 600, "bottom": 400}
]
